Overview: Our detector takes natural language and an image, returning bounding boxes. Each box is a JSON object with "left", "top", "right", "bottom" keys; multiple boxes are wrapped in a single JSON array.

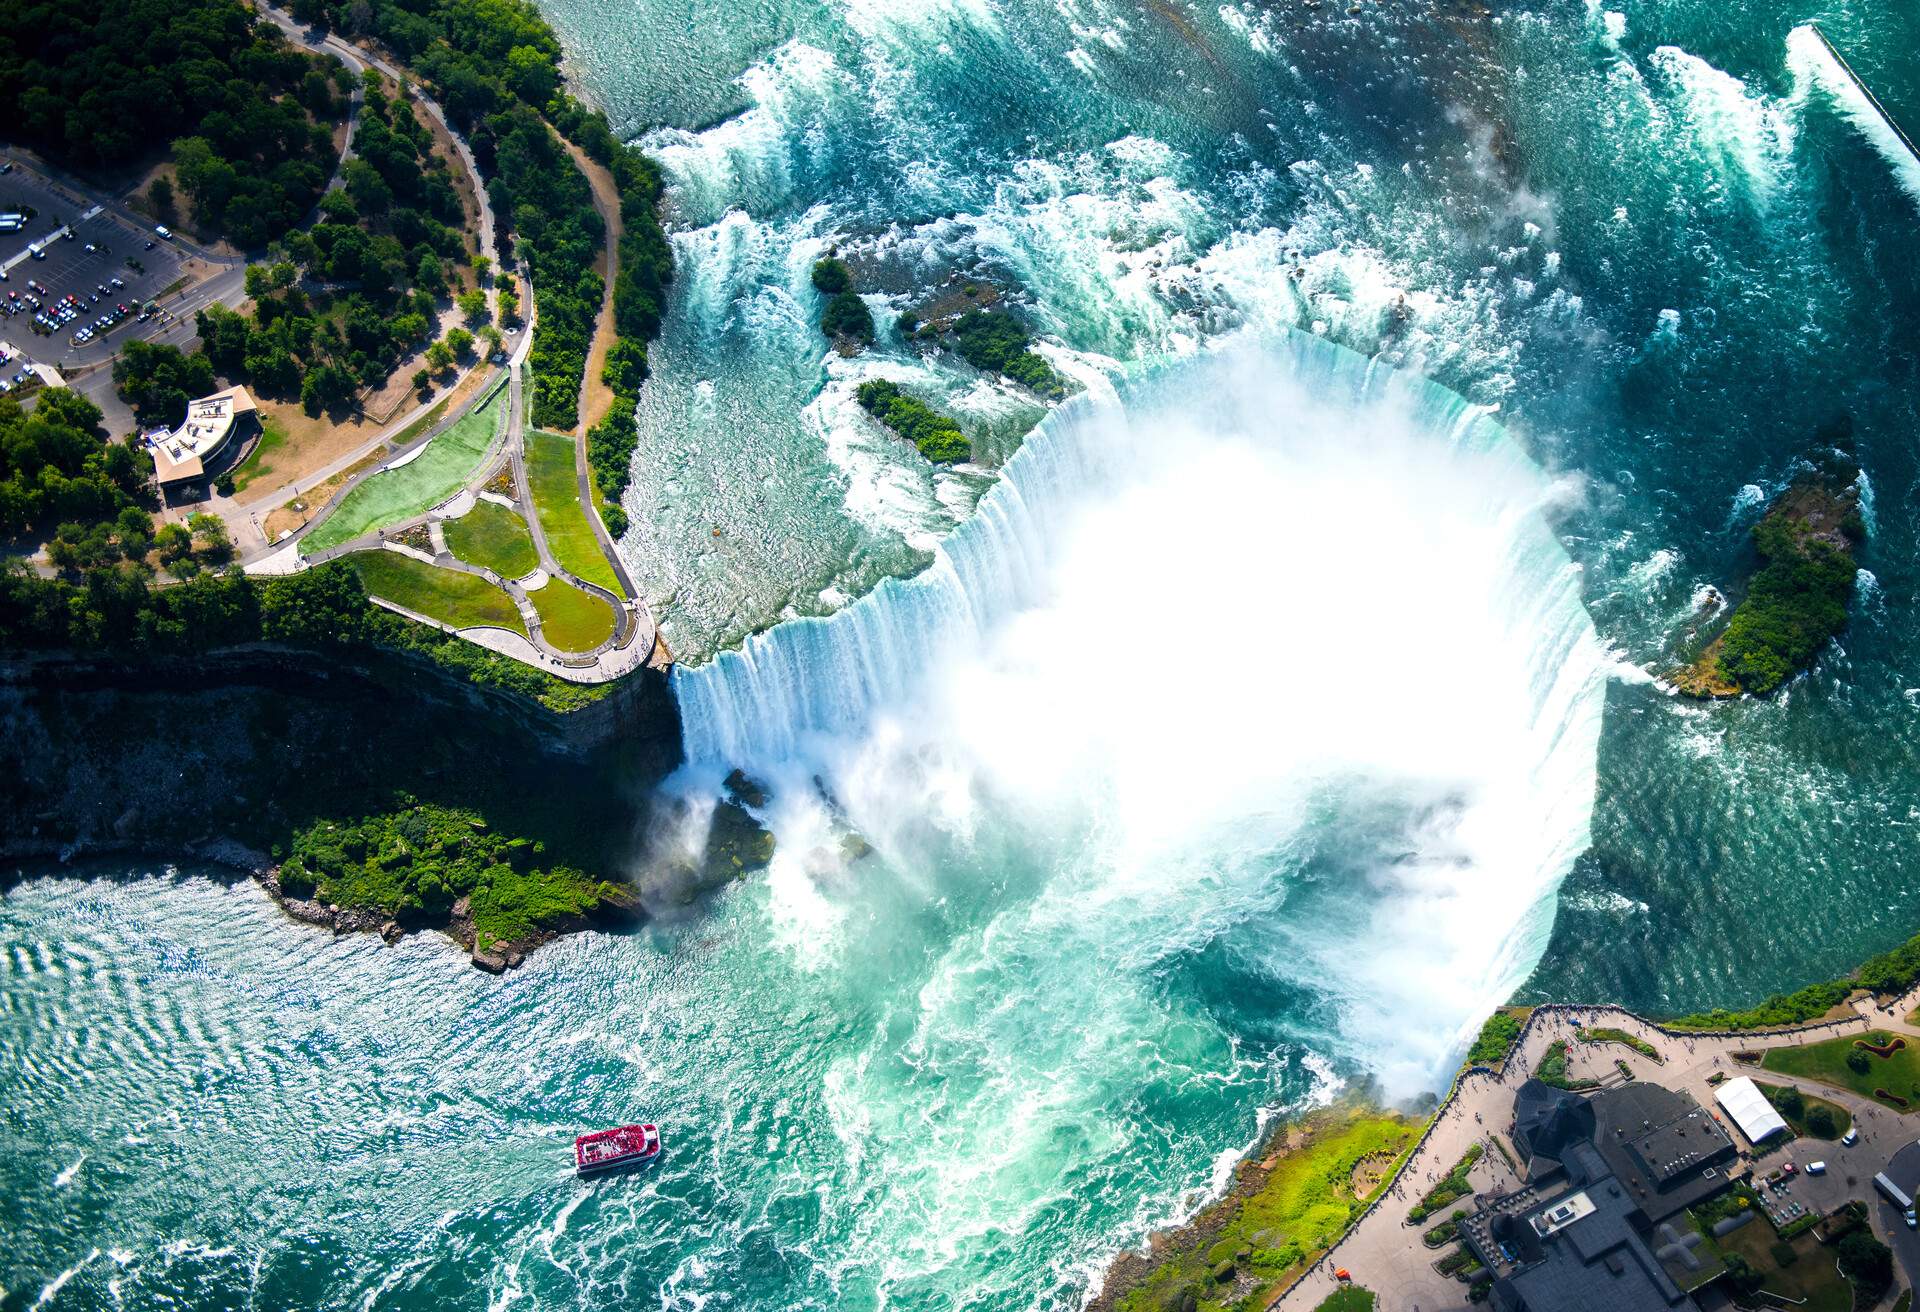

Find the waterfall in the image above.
[{"left": 672, "top": 331, "right": 1610, "bottom": 1092}]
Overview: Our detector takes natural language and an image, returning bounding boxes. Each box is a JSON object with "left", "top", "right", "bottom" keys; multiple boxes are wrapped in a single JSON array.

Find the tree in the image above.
[
  {"left": 456, "top": 288, "right": 489, "bottom": 323},
  {"left": 113, "top": 342, "right": 215, "bottom": 427},
  {"left": 411, "top": 368, "right": 432, "bottom": 395},
  {"left": 1847, "top": 1049, "right": 1872, "bottom": 1075},
  {"left": 811, "top": 257, "right": 852, "bottom": 293},
  {"left": 425, "top": 340, "right": 455, "bottom": 374},
  {"left": 445, "top": 327, "right": 474, "bottom": 358},
  {"left": 820, "top": 291, "right": 873, "bottom": 343},
  {"left": 149, "top": 176, "right": 176, "bottom": 222},
  {"left": 1805, "top": 1105, "right": 1836, "bottom": 1137},
  {"left": 1837, "top": 1230, "right": 1893, "bottom": 1297},
  {"left": 189, "top": 513, "right": 232, "bottom": 563},
  {"left": 155, "top": 522, "right": 193, "bottom": 563}
]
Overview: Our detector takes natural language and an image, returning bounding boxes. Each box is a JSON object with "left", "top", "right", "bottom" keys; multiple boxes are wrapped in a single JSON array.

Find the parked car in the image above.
[
  {"left": 1907, "top": 1208, "right": 1916, "bottom": 1230},
  {"left": 1805, "top": 1161, "right": 1826, "bottom": 1175},
  {"left": 1843, "top": 1128, "right": 1859, "bottom": 1146}
]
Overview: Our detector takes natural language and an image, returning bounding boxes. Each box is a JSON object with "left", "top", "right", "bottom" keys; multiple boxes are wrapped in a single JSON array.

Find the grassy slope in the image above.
[
  {"left": 530, "top": 577, "right": 615, "bottom": 652},
  {"left": 444, "top": 499, "right": 539, "bottom": 580},
  {"left": 524, "top": 428, "right": 621, "bottom": 594},
  {"left": 1762, "top": 1031, "right": 1920, "bottom": 1110},
  {"left": 1117, "top": 1109, "right": 1420, "bottom": 1312},
  {"left": 303, "top": 387, "right": 504, "bottom": 553},
  {"left": 228, "top": 417, "right": 289, "bottom": 493},
  {"left": 351, "top": 550, "right": 525, "bottom": 635}
]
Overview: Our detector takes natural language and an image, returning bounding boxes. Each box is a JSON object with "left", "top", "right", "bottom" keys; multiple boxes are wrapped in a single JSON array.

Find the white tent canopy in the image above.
[{"left": 1715, "top": 1075, "right": 1789, "bottom": 1144}]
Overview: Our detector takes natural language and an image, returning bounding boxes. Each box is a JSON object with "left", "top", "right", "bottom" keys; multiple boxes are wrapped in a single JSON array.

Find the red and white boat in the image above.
[{"left": 574, "top": 1124, "right": 662, "bottom": 1175}]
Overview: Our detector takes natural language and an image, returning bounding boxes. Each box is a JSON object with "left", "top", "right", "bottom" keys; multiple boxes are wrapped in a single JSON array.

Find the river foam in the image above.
[{"left": 675, "top": 333, "right": 1610, "bottom": 1095}]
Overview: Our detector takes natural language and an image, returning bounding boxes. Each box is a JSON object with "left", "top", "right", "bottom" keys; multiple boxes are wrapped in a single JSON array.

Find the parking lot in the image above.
[{"left": 0, "top": 156, "right": 201, "bottom": 369}]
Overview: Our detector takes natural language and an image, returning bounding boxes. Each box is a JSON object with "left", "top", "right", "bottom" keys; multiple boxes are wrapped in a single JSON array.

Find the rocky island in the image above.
[{"left": 1673, "top": 445, "right": 1864, "bottom": 698}]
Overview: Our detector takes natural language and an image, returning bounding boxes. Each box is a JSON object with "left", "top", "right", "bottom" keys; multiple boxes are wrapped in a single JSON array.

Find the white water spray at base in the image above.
[{"left": 674, "top": 333, "right": 1609, "bottom": 1096}]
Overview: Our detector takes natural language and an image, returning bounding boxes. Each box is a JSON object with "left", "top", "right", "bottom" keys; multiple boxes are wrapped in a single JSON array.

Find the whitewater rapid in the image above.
[{"left": 674, "top": 335, "right": 1610, "bottom": 1093}]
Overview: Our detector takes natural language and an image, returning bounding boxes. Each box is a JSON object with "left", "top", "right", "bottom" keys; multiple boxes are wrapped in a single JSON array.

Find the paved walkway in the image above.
[{"left": 1273, "top": 990, "right": 1920, "bottom": 1312}]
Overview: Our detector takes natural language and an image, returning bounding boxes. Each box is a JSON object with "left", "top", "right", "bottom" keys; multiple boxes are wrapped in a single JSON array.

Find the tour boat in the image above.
[{"left": 575, "top": 1124, "right": 662, "bottom": 1175}]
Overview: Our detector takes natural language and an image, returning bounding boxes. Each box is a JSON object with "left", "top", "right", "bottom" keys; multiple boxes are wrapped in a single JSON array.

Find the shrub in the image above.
[
  {"left": 855, "top": 379, "right": 970, "bottom": 464},
  {"left": 1847, "top": 1049, "right": 1872, "bottom": 1075},
  {"left": 810, "top": 257, "right": 852, "bottom": 294},
  {"left": 820, "top": 290, "right": 874, "bottom": 343},
  {"left": 1806, "top": 1105, "right": 1836, "bottom": 1137},
  {"left": 1466, "top": 1011, "right": 1524, "bottom": 1066}
]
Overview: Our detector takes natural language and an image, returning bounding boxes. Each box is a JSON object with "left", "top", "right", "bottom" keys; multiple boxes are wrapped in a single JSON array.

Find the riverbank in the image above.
[
  {"left": 0, "top": 641, "right": 770, "bottom": 970},
  {"left": 1107, "top": 929, "right": 1920, "bottom": 1311}
]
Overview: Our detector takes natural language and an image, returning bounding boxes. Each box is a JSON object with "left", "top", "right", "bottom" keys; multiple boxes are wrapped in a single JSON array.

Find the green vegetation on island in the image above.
[
  {"left": 812, "top": 257, "right": 875, "bottom": 347},
  {"left": 1106, "top": 1106, "right": 1420, "bottom": 1312},
  {"left": 950, "top": 308, "right": 1065, "bottom": 396},
  {"left": 280, "top": 798, "right": 634, "bottom": 950},
  {"left": 854, "top": 379, "right": 971, "bottom": 465},
  {"left": 1674, "top": 443, "right": 1862, "bottom": 698},
  {"left": 3, "top": 0, "right": 350, "bottom": 246}
]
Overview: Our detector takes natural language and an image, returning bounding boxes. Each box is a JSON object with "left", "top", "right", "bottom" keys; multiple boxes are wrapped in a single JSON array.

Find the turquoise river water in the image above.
[{"left": 6, "top": 0, "right": 1920, "bottom": 1308}]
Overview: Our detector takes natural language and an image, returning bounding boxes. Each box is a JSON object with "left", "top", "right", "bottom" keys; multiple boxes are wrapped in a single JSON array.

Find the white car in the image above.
[
  {"left": 1843, "top": 1128, "right": 1859, "bottom": 1146},
  {"left": 1805, "top": 1161, "right": 1826, "bottom": 1175}
]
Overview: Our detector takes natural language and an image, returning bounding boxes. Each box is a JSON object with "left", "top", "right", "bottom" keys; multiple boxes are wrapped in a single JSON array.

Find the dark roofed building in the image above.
[
  {"left": 1460, "top": 1078, "right": 1736, "bottom": 1312},
  {"left": 1589, "top": 1082, "right": 1737, "bottom": 1224}
]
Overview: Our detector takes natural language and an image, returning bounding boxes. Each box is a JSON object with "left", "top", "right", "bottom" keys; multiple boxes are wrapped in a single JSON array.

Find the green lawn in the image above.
[
  {"left": 303, "top": 385, "right": 505, "bottom": 554},
  {"left": 530, "top": 577, "right": 615, "bottom": 652},
  {"left": 1755, "top": 1080, "right": 1854, "bottom": 1139},
  {"left": 1582, "top": 1027, "right": 1662, "bottom": 1062},
  {"left": 1762, "top": 1031, "right": 1920, "bottom": 1111},
  {"left": 1314, "top": 1289, "right": 1376, "bottom": 1312},
  {"left": 524, "top": 429, "right": 621, "bottom": 595},
  {"left": 1717, "top": 1215, "right": 1851, "bottom": 1312},
  {"left": 350, "top": 550, "right": 525, "bottom": 635},
  {"left": 227, "top": 417, "right": 289, "bottom": 493},
  {"left": 444, "top": 500, "right": 539, "bottom": 580}
]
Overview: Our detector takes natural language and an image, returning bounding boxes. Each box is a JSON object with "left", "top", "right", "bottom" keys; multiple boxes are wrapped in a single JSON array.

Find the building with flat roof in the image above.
[
  {"left": 146, "top": 384, "right": 256, "bottom": 490},
  {"left": 1461, "top": 1079, "right": 1740, "bottom": 1312}
]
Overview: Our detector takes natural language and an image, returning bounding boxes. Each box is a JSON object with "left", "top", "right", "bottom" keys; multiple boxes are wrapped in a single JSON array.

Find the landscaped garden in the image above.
[
  {"left": 350, "top": 550, "right": 524, "bottom": 635},
  {"left": 1408, "top": 1143, "right": 1483, "bottom": 1223},
  {"left": 1762, "top": 1030, "right": 1920, "bottom": 1111},
  {"left": 1715, "top": 1217, "right": 1851, "bottom": 1312},
  {"left": 444, "top": 499, "right": 539, "bottom": 580},
  {"left": 1312, "top": 1286, "right": 1376, "bottom": 1311},
  {"left": 302, "top": 384, "right": 506, "bottom": 553},
  {"left": 1580, "top": 1027, "right": 1661, "bottom": 1062},
  {"left": 1755, "top": 1081, "right": 1852, "bottom": 1139},
  {"left": 525, "top": 428, "right": 622, "bottom": 594},
  {"left": 1532, "top": 1040, "right": 1600, "bottom": 1092},
  {"left": 529, "top": 577, "right": 616, "bottom": 652}
]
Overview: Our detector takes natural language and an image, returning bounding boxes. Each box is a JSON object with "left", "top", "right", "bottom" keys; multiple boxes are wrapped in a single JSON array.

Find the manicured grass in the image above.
[
  {"left": 1116, "top": 1109, "right": 1421, "bottom": 1312},
  {"left": 228, "top": 417, "right": 289, "bottom": 493},
  {"left": 444, "top": 499, "right": 538, "bottom": 580},
  {"left": 1717, "top": 1214, "right": 1851, "bottom": 1312},
  {"left": 524, "top": 428, "right": 621, "bottom": 594},
  {"left": 350, "top": 550, "right": 525, "bottom": 635},
  {"left": 1755, "top": 1081, "right": 1853, "bottom": 1139},
  {"left": 303, "top": 385, "right": 505, "bottom": 553},
  {"left": 1763, "top": 1031, "right": 1920, "bottom": 1111},
  {"left": 530, "top": 577, "right": 615, "bottom": 652},
  {"left": 1533, "top": 1039, "right": 1600, "bottom": 1092},
  {"left": 1313, "top": 1289, "right": 1376, "bottom": 1312}
]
